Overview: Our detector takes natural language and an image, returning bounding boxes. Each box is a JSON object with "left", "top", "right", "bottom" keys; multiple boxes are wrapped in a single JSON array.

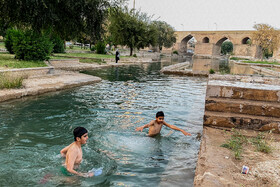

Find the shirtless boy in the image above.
[
  {"left": 135, "top": 111, "right": 191, "bottom": 137},
  {"left": 60, "top": 127, "right": 94, "bottom": 177}
]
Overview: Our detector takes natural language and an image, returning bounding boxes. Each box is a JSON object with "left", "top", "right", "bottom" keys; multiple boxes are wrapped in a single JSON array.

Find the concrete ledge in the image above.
[
  {"left": 0, "top": 72, "right": 101, "bottom": 102},
  {"left": 0, "top": 66, "right": 54, "bottom": 77},
  {"left": 161, "top": 61, "right": 209, "bottom": 77}
]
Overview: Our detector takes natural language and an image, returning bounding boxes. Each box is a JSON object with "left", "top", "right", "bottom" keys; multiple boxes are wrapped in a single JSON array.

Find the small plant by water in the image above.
[
  {"left": 209, "top": 69, "right": 215, "bottom": 74},
  {"left": 0, "top": 72, "right": 26, "bottom": 89},
  {"left": 221, "top": 129, "right": 247, "bottom": 160},
  {"left": 221, "top": 129, "right": 272, "bottom": 160}
]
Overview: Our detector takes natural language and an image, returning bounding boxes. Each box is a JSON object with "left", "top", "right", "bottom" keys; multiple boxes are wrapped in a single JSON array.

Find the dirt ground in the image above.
[{"left": 194, "top": 126, "right": 280, "bottom": 187}]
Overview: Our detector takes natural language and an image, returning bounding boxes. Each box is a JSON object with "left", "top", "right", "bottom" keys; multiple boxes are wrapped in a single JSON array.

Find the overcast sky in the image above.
[{"left": 126, "top": 0, "right": 280, "bottom": 31}]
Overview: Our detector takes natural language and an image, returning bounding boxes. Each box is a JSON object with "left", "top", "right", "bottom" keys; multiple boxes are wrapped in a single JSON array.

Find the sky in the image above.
[{"left": 126, "top": 0, "right": 280, "bottom": 31}]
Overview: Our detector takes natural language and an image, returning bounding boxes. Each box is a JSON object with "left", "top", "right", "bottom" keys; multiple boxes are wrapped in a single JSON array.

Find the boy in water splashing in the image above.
[{"left": 135, "top": 111, "right": 191, "bottom": 137}]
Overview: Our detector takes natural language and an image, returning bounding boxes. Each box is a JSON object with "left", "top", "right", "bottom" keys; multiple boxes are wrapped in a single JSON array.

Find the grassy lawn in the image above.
[
  {"left": 0, "top": 42, "right": 5, "bottom": 48},
  {"left": 54, "top": 53, "right": 116, "bottom": 59},
  {"left": 0, "top": 53, "right": 47, "bottom": 68},
  {"left": 66, "top": 45, "right": 91, "bottom": 51},
  {"left": 241, "top": 60, "right": 280, "bottom": 65}
]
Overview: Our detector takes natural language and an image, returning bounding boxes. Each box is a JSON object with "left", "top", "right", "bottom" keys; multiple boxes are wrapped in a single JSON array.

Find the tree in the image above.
[
  {"left": 0, "top": 0, "right": 118, "bottom": 43},
  {"left": 253, "top": 24, "right": 280, "bottom": 61},
  {"left": 152, "top": 21, "right": 176, "bottom": 52},
  {"left": 221, "top": 41, "right": 233, "bottom": 55},
  {"left": 108, "top": 7, "right": 157, "bottom": 56}
]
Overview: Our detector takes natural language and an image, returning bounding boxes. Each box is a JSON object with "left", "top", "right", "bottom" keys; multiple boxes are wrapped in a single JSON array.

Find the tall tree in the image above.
[
  {"left": 108, "top": 7, "right": 157, "bottom": 56},
  {"left": 253, "top": 24, "right": 280, "bottom": 61},
  {"left": 0, "top": 0, "right": 120, "bottom": 43},
  {"left": 152, "top": 21, "right": 176, "bottom": 52}
]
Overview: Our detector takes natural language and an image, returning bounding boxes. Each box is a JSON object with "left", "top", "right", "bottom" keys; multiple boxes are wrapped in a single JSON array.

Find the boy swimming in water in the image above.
[
  {"left": 135, "top": 111, "right": 191, "bottom": 137},
  {"left": 60, "top": 127, "right": 94, "bottom": 177}
]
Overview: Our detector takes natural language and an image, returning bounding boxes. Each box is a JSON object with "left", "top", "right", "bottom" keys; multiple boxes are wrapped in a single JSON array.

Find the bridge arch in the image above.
[
  {"left": 213, "top": 37, "right": 231, "bottom": 56},
  {"left": 202, "top": 37, "right": 209, "bottom": 43},
  {"left": 241, "top": 37, "right": 251, "bottom": 44},
  {"left": 180, "top": 34, "right": 195, "bottom": 54}
]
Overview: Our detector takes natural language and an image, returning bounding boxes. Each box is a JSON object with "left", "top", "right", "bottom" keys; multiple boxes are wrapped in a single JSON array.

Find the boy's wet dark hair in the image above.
[
  {"left": 156, "top": 111, "right": 164, "bottom": 118},
  {"left": 73, "top": 127, "right": 88, "bottom": 141}
]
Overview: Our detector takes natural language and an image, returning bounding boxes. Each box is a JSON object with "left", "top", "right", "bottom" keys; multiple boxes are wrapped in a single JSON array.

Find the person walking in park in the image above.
[{"left": 115, "top": 49, "right": 120, "bottom": 63}]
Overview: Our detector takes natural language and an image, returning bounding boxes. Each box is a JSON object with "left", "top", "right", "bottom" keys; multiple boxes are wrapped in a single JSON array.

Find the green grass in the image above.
[
  {"left": 67, "top": 45, "right": 91, "bottom": 51},
  {"left": 0, "top": 72, "right": 26, "bottom": 89},
  {"left": 241, "top": 60, "right": 280, "bottom": 65},
  {"left": 221, "top": 129, "right": 272, "bottom": 160},
  {"left": 0, "top": 54, "right": 47, "bottom": 68},
  {"left": 0, "top": 42, "right": 5, "bottom": 48},
  {"left": 230, "top": 57, "right": 250, "bottom": 61},
  {"left": 54, "top": 53, "right": 116, "bottom": 59},
  {"left": 79, "top": 58, "right": 106, "bottom": 65}
]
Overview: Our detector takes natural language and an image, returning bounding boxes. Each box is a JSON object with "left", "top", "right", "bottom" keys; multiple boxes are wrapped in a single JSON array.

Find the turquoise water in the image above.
[{"left": 0, "top": 61, "right": 207, "bottom": 186}]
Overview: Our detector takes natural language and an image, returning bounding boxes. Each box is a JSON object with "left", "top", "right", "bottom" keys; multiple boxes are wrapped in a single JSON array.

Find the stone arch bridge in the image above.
[{"left": 172, "top": 30, "right": 266, "bottom": 59}]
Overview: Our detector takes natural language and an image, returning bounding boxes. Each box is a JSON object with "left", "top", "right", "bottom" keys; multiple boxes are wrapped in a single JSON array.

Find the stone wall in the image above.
[{"left": 203, "top": 74, "right": 280, "bottom": 133}]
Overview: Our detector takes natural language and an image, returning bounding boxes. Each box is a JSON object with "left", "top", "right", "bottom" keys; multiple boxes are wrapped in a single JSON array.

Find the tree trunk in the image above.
[{"left": 130, "top": 47, "right": 133, "bottom": 56}]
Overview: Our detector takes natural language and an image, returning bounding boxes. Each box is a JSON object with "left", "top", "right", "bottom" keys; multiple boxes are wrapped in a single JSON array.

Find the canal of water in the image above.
[{"left": 0, "top": 59, "right": 209, "bottom": 186}]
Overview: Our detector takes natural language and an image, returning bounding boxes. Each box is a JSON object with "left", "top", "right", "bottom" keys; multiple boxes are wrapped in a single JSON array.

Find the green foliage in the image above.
[
  {"left": 221, "top": 129, "right": 247, "bottom": 160},
  {"left": 96, "top": 41, "right": 106, "bottom": 54},
  {"left": 12, "top": 30, "right": 54, "bottom": 61},
  {"left": 90, "top": 46, "right": 96, "bottom": 51},
  {"left": 109, "top": 7, "right": 157, "bottom": 56},
  {"left": 230, "top": 57, "right": 249, "bottom": 61},
  {"left": 250, "top": 133, "right": 272, "bottom": 153},
  {"left": 0, "top": 54, "right": 47, "bottom": 68},
  {"left": 152, "top": 21, "right": 176, "bottom": 51},
  {"left": 221, "top": 129, "right": 272, "bottom": 160},
  {"left": 4, "top": 28, "right": 23, "bottom": 54},
  {"left": 172, "top": 50, "right": 178, "bottom": 55},
  {"left": 221, "top": 41, "right": 233, "bottom": 55},
  {"left": 51, "top": 35, "right": 65, "bottom": 53},
  {"left": 0, "top": 0, "right": 112, "bottom": 44},
  {"left": 0, "top": 72, "right": 26, "bottom": 89},
  {"left": 133, "top": 54, "right": 137, "bottom": 57},
  {"left": 209, "top": 69, "right": 215, "bottom": 74}
]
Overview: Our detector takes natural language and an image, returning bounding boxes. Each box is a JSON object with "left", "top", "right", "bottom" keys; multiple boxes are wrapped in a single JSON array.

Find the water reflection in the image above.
[{"left": 190, "top": 56, "right": 260, "bottom": 76}]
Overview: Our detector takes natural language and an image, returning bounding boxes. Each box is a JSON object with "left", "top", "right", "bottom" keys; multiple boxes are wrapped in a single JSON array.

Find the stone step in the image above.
[
  {"left": 206, "top": 84, "right": 280, "bottom": 102},
  {"left": 205, "top": 97, "right": 280, "bottom": 118},
  {"left": 203, "top": 111, "right": 280, "bottom": 133}
]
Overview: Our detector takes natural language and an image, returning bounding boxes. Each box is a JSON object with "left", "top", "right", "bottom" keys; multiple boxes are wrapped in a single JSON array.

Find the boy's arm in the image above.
[
  {"left": 135, "top": 120, "right": 153, "bottom": 132},
  {"left": 60, "top": 144, "right": 71, "bottom": 157},
  {"left": 163, "top": 121, "right": 191, "bottom": 136}
]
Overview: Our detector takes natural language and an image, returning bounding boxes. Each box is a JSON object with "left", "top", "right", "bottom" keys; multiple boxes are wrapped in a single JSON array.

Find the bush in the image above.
[
  {"left": 90, "top": 45, "right": 96, "bottom": 51},
  {"left": 133, "top": 54, "right": 137, "bottom": 57},
  {"left": 4, "top": 28, "right": 23, "bottom": 54},
  {"left": 51, "top": 35, "right": 65, "bottom": 53},
  {"left": 209, "top": 69, "right": 215, "bottom": 74},
  {"left": 12, "top": 30, "right": 54, "bottom": 61},
  {"left": 96, "top": 41, "right": 106, "bottom": 54},
  {"left": 221, "top": 41, "right": 233, "bottom": 55},
  {"left": 172, "top": 50, "right": 178, "bottom": 55}
]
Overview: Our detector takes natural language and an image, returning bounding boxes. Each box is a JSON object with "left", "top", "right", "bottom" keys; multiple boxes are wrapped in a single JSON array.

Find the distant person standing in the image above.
[{"left": 115, "top": 49, "right": 120, "bottom": 63}]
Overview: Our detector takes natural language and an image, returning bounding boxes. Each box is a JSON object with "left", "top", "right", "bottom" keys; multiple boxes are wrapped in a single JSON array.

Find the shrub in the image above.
[
  {"left": 12, "top": 30, "right": 54, "bottom": 61},
  {"left": 51, "top": 35, "right": 65, "bottom": 53},
  {"left": 4, "top": 28, "right": 23, "bottom": 54},
  {"left": 221, "top": 41, "right": 233, "bottom": 55},
  {"left": 172, "top": 50, "right": 178, "bottom": 55},
  {"left": 96, "top": 41, "right": 106, "bottom": 54},
  {"left": 90, "top": 45, "right": 96, "bottom": 51},
  {"left": 133, "top": 54, "right": 137, "bottom": 57},
  {"left": 209, "top": 69, "right": 215, "bottom": 74}
]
